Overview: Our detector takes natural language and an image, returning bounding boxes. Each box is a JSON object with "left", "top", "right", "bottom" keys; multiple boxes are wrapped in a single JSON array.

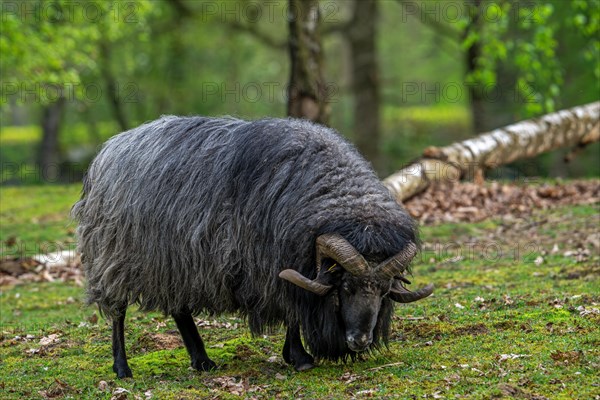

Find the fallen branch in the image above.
[{"left": 384, "top": 102, "right": 600, "bottom": 202}]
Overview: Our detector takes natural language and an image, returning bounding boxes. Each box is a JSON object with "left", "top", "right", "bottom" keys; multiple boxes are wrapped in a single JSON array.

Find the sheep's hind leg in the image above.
[
  {"left": 283, "top": 323, "right": 314, "bottom": 371},
  {"left": 173, "top": 313, "right": 217, "bottom": 372},
  {"left": 112, "top": 306, "right": 133, "bottom": 378}
]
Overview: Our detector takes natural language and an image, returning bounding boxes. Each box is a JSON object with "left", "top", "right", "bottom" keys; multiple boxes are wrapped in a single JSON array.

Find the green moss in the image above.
[{"left": 129, "top": 349, "right": 190, "bottom": 376}]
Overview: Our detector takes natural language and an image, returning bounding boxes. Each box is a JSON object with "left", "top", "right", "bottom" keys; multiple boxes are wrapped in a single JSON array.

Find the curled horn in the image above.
[
  {"left": 278, "top": 269, "right": 332, "bottom": 296},
  {"left": 377, "top": 242, "right": 418, "bottom": 280},
  {"left": 389, "top": 282, "right": 434, "bottom": 303},
  {"left": 278, "top": 233, "right": 367, "bottom": 295},
  {"left": 316, "top": 233, "right": 367, "bottom": 276}
]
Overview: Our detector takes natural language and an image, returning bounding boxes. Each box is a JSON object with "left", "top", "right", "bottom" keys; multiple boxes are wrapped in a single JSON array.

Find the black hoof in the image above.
[
  {"left": 113, "top": 364, "right": 133, "bottom": 378},
  {"left": 294, "top": 362, "right": 315, "bottom": 371},
  {"left": 292, "top": 353, "right": 314, "bottom": 372},
  {"left": 192, "top": 358, "right": 217, "bottom": 372}
]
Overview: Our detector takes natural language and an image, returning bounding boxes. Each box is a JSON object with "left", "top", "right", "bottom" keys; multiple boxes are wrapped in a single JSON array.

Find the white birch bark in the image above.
[{"left": 384, "top": 102, "right": 600, "bottom": 202}]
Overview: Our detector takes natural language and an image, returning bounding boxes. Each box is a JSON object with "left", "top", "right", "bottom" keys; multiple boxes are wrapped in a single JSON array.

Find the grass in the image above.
[
  {"left": 0, "top": 123, "right": 117, "bottom": 185},
  {"left": 380, "top": 105, "right": 471, "bottom": 176},
  {"left": 1, "top": 184, "right": 599, "bottom": 399},
  {"left": 0, "top": 184, "right": 81, "bottom": 257}
]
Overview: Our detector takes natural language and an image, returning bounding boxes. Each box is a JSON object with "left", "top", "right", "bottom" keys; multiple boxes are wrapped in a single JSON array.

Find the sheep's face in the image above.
[
  {"left": 279, "top": 234, "right": 433, "bottom": 353},
  {"left": 337, "top": 272, "right": 391, "bottom": 352}
]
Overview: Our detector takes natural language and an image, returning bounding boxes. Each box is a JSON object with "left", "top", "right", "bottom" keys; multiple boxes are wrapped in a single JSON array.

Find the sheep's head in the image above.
[{"left": 279, "top": 234, "right": 433, "bottom": 352}]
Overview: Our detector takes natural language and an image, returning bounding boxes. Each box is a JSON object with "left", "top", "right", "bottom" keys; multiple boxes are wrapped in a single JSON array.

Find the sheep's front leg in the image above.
[
  {"left": 283, "top": 323, "right": 314, "bottom": 371},
  {"left": 173, "top": 313, "right": 216, "bottom": 371},
  {"left": 112, "top": 307, "right": 133, "bottom": 378}
]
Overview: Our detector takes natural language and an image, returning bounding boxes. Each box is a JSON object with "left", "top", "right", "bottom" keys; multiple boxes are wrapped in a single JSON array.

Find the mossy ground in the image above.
[{"left": 1, "top": 184, "right": 599, "bottom": 399}]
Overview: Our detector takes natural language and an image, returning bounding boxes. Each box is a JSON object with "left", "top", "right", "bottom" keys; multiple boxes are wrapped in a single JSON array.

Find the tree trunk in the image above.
[
  {"left": 384, "top": 101, "right": 600, "bottom": 201},
  {"left": 287, "top": 0, "right": 330, "bottom": 124},
  {"left": 348, "top": 0, "right": 381, "bottom": 171},
  {"left": 38, "top": 95, "right": 66, "bottom": 182},
  {"left": 464, "top": 0, "right": 485, "bottom": 133},
  {"left": 99, "top": 41, "right": 129, "bottom": 131}
]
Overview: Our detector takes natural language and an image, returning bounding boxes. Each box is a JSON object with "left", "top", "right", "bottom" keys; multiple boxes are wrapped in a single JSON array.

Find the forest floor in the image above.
[{"left": 0, "top": 181, "right": 599, "bottom": 399}]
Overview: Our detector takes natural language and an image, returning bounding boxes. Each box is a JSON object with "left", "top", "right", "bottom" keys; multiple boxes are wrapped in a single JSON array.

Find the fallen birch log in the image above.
[{"left": 384, "top": 101, "right": 600, "bottom": 202}]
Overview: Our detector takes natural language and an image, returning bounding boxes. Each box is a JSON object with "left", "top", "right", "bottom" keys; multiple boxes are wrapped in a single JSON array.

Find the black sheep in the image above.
[{"left": 72, "top": 116, "right": 433, "bottom": 377}]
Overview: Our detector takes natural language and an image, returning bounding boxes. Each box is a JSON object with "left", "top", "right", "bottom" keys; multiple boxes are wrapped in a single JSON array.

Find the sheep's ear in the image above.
[{"left": 388, "top": 281, "right": 434, "bottom": 303}]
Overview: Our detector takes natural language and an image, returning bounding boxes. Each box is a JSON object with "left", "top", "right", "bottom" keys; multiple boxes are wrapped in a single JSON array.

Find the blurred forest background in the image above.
[{"left": 1, "top": 0, "right": 599, "bottom": 184}]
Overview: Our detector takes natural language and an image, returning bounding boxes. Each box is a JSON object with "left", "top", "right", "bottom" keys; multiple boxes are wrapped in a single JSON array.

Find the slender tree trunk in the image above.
[
  {"left": 464, "top": 0, "right": 485, "bottom": 133},
  {"left": 466, "top": 40, "right": 486, "bottom": 133},
  {"left": 38, "top": 95, "right": 66, "bottom": 182},
  {"left": 287, "top": 0, "right": 330, "bottom": 124},
  {"left": 99, "top": 41, "right": 129, "bottom": 131},
  {"left": 348, "top": 0, "right": 381, "bottom": 171},
  {"left": 384, "top": 102, "right": 600, "bottom": 201}
]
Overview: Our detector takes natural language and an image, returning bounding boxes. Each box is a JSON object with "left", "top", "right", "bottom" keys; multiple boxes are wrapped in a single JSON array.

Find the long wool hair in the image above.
[{"left": 72, "top": 116, "right": 417, "bottom": 361}]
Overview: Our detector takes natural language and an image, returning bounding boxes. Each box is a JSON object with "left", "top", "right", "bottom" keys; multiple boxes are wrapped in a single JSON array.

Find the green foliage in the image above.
[
  {"left": 514, "top": 3, "right": 562, "bottom": 114},
  {"left": 0, "top": 1, "right": 96, "bottom": 92},
  {"left": 0, "top": 0, "right": 597, "bottom": 182},
  {"left": 474, "top": 0, "right": 597, "bottom": 116},
  {"left": 571, "top": 0, "right": 600, "bottom": 79},
  {"left": 0, "top": 0, "right": 156, "bottom": 106},
  {"left": 464, "top": 1, "right": 564, "bottom": 116},
  {"left": 466, "top": 2, "right": 510, "bottom": 86}
]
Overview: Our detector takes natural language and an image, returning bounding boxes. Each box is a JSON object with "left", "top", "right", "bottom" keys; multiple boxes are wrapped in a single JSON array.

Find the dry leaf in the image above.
[
  {"left": 39, "top": 334, "right": 60, "bottom": 346},
  {"left": 88, "top": 313, "right": 98, "bottom": 324},
  {"left": 550, "top": 350, "right": 582, "bottom": 363},
  {"left": 498, "top": 353, "right": 530, "bottom": 362},
  {"left": 534, "top": 256, "right": 544, "bottom": 265},
  {"left": 275, "top": 373, "right": 287, "bottom": 380},
  {"left": 111, "top": 387, "right": 129, "bottom": 400},
  {"left": 339, "top": 371, "right": 360, "bottom": 383},
  {"left": 404, "top": 180, "right": 599, "bottom": 225}
]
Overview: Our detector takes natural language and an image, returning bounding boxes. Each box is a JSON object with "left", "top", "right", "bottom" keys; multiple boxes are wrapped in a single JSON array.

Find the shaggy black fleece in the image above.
[{"left": 72, "top": 116, "right": 418, "bottom": 360}]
